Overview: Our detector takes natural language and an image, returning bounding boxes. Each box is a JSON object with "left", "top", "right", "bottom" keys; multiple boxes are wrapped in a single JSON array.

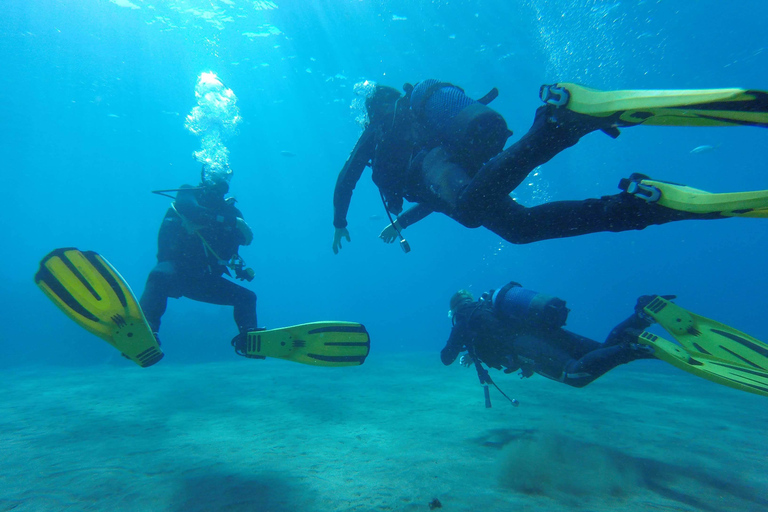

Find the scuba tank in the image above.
[
  {"left": 491, "top": 281, "right": 569, "bottom": 329},
  {"left": 410, "top": 79, "right": 512, "bottom": 171}
]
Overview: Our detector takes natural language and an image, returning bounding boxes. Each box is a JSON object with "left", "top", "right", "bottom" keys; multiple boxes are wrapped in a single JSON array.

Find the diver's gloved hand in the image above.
[
  {"left": 379, "top": 220, "right": 402, "bottom": 244},
  {"left": 235, "top": 218, "right": 254, "bottom": 246},
  {"left": 635, "top": 294, "right": 677, "bottom": 320},
  {"left": 459, "top": 354, "right": 474, "bottom": 368},
  {"left": 519, "top": 366, "right": 534, "bottom": 379},
  {"left": 332, "top": 227, "right": 351, "bottom": 254}
]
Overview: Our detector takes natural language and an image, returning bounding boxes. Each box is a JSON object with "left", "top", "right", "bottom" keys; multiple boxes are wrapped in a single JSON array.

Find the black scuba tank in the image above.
[
  {"left": 491, "top": 281, "right": 569, "bottom": 329},
  {"left": 410, "top": 79, "right": 511, "bottom": 170}
]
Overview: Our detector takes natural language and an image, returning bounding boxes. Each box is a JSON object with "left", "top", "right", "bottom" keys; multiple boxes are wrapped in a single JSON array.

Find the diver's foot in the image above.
[
  {"left": 541, "top": 104, "right": 622, "bottom": 139},
  {"left": 627, "top": 342, "right": 656, "bottom": 359},
  {"left": 232, "top": 328, "right": 267, "bottom": 359},
  {"left": 152, "top": 332, "right": 162, "bottom": 347}
]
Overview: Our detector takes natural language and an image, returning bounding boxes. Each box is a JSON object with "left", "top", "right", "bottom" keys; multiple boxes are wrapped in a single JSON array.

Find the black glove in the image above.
[{"left": 502, "top": 354, "right": 521, "bottom": 374}]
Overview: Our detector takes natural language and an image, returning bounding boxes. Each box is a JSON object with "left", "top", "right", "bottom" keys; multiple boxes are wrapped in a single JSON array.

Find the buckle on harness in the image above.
[
  {"left": 539, "top": 84, "right": 570, "bottom": 107},
  {"left": 623, "top": 179, "right": 661, "bottom": 203}
]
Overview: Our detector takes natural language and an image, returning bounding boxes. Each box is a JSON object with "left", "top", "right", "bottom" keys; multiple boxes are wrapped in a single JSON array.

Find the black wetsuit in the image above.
[
  {"left": 441, "top": 298, "right": 653, "bottom": 388},
  {"left": 140, "top": 185, "right": 257, "bottom": 335},
  {"left": 333, "top": 100, "right": 718, "bottom": 243}
]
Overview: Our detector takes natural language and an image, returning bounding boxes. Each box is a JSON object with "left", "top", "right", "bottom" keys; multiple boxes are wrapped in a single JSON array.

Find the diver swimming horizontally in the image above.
[
  {"left": 443, "top": 282, "right": 768, "bottom": 400},
  {"left": 331, "top": 80, "right": 768, "bottom": 253}
]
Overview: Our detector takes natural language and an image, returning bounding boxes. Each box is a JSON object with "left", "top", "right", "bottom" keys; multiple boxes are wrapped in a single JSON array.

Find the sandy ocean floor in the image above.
[{"left": 1, "top": 352, "right": 767, "bottom": 512}]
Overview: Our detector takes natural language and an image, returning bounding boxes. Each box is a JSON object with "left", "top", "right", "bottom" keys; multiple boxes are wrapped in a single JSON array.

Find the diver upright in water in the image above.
[
  {"left": 140, "top": 168, "right": 259, "bottom": 351},
  {"left": 331, "top": 80, "right": 768, "bottom": 253}
]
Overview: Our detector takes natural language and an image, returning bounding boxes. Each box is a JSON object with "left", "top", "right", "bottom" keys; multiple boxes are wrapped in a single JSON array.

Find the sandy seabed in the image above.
[{"left": 1, "top": 352, "right": 766, "bottom": 512}]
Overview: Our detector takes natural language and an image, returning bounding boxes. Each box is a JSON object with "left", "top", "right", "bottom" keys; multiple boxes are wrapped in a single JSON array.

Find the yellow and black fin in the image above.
[
  {"left": 541, "top": 83, "right": 768, "bottom": 128},
  {"left": 246, "top": 321, "right": 370, "bottom": 367},
  {"left": 620, "top": 175, "right": 768, "bottom": 217},
  {"left": 35, "top": 248, "right": 163, "bottom": 368},
  {"left": 637, "top": 297, "right": 768, "bottom": 397}
]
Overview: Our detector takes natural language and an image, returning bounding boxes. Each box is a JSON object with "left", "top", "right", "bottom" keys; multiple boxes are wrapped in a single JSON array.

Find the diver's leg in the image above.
[
  {"left": 513, "top": 332, "right": 634, "bottom": 388},
  {"left": 549, "top": 329, "right": 605, "bottom": 359},
  {"left": 604, "top": 313, "right": 652, "bottom": 347},
  {"left": 481, "top": 193, "right": 722, "bottom": 245},
  {"left": 561, "top": 345, "right": 643, "bottom": 388},
  {"left": 559, "top": 316, "right": 660, "bottom": 387},
  {"left": 183, "top": 276, "right": 258, "bottom": 332},
  {"left": 412, "top": 147, "right": 482, "bottom": 227},
  {"left": 457, "top": 105, "right": 600, "bottom": 216},
  {"left": 139, "top": 261, "right": 181, "bottom": 333},
  {"left": 512, "top": 335, "right": 574, "bottom": 384}
]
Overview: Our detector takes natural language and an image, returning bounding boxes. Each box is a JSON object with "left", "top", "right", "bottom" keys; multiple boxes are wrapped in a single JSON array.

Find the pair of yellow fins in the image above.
[
  {"left": 35, "top": 248, "right": 369, "bottom": 369},
  {"left": 638, "top": 296, "right": 768, "bottom": 398},
  {"left": 539, "top": 83, "right": 768, "bottom": 397},
  {"left": 540, "top": 82, "right": 768, "bottom": 217}
]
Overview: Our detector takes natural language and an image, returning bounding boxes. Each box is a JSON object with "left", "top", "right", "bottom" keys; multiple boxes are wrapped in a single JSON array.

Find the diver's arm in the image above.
[
  {"left": 333, "top": 127, "right": 376, "bottom": 229},
  {"left": 379, "top": 204, "right": 433, "bottom": 243},
  {"left": 232, "top": 207, "right": 253, "bottom": 246},
  {"left": 441, "top": 328, "right": 467, "bottom": 366},
  {"left": 398, "top": 204, "right": 433, "bottom": 229},
  {"left": 175, "top": 186, "right": 238, "bottom": 228}
]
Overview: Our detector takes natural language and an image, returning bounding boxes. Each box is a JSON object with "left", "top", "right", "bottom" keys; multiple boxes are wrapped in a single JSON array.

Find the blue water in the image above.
[{"left": 1, "top": 0, "right": 767, "bottom": 371}]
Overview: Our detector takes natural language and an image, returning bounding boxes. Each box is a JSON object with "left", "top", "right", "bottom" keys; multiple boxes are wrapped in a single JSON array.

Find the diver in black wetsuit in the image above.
[
  {"left": 331, "top": 80, "right": 719, "bottom": 253},
  {"left": 441, "top": 284, "right": 660, "bottom": 388},
  {"left": 140, "top": 177, "right": 259, "bottom": 351}
]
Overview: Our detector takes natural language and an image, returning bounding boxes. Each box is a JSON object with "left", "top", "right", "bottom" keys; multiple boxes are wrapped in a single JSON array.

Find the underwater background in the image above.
[
  {"left": 3, "top": 0, "right": 767, "bottom": 365},
  {"left": 1, "top": 1, "right": 768, "bottom": 510}
]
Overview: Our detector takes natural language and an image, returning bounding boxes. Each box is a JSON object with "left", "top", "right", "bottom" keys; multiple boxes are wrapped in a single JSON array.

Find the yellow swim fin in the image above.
[
  {"left": 620, "top": 174, "right": 768, "bottom": 217},
  {"left": 35, "top": 248, "right": 163, "bottom": 367},
  {"left": 246, "top": 321, "right": 370, "bottom": 367},
  {"left": 637, "top": 296, "right": 768, "bottom": 397},
  {"left": 540, "top": 82, "right": 768, "bottom": 128}
]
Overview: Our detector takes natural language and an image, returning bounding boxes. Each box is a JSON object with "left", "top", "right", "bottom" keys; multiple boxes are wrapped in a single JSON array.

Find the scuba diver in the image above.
[
  {"left": 34, "top": 166, "right": 371, "bottom": 368},
  {"left": 140, "top": 169, "right": 260, "bottom": 354},
  {"left": 442, "top": 284, "right": 658, "bottom": 389},
  {"left": 331, "top": 80, "right": 768, "bottom": 253},
  {"left": 35, "top": 229, "right": 372, "bottom": 367},
  {"left": 442, "top": 283, "right": 768, "bottom": 399}
]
